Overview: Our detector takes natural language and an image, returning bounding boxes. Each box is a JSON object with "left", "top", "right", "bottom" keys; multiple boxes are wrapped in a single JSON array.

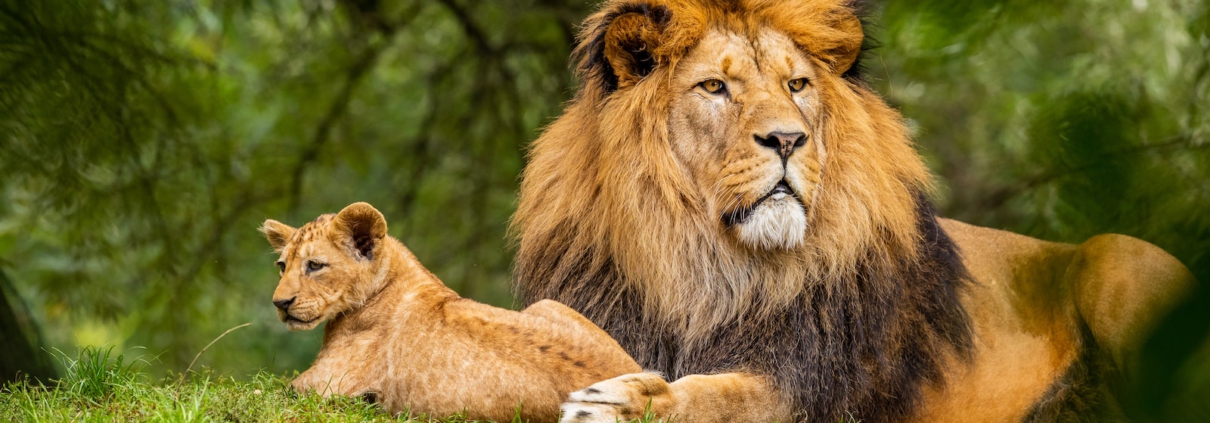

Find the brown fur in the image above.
[
  {"left": 261, "top": 203, "right": 640, "bottom": 422},
  {"left": 510, "top": 1, "right": 1196, "bottom": 422}
]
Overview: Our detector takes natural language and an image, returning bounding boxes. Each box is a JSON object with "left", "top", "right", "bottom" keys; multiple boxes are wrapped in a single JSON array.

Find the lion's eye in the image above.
[
  {"left": 275, "top": 262, "right": 285, "bottom": 274},
  {"left": 307, "top": 261, "right": 326, "bottom": 272},
  {"left": 699, "top": 79, "right": 726, "bottom": 94},
  {"left": 788, "top": 78, "right": 809, "bottom": 93}
]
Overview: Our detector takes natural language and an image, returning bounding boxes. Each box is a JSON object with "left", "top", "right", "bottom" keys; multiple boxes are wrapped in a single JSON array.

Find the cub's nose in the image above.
[
  {"left": 273, "top": 297, "right": 296, "bottom": 311},
  {"left": 754, "top": 131, "right": 808, "bottom": 162}
]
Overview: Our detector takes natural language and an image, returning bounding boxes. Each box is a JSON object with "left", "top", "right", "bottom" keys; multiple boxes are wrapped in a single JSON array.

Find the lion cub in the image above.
[{"left": 259, "top": 202, "right": 640, "bottom": 421}]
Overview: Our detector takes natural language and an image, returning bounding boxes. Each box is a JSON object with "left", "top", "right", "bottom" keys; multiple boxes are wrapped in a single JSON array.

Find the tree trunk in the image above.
[{"left": 0, "top": 268, "right": 56, "bottom": 384}]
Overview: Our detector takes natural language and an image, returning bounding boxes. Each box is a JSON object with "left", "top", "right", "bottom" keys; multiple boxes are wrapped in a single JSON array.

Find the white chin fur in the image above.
[{"left": 736, "top": 198, "right": 807, "bottom": 250}]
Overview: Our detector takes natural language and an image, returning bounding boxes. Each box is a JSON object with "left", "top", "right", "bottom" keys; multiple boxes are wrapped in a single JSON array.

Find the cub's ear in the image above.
[
  {"left": 260, "top": 220, "right": 297, "bottom": 253},
  {"left": 576, "top": 2, "right": 671, "bottom": 91},
  {"left": 331, "top": 202, "right": 388, "bottom": 261}
]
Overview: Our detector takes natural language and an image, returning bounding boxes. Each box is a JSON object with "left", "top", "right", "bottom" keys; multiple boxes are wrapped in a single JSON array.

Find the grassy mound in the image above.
[{"left": 0, "top": 347, "right": 526, "bottom": 422}]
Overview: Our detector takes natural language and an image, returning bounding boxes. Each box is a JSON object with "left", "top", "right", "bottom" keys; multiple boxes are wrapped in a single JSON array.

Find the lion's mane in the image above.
[{"left": 511, "top": 1, "right": 973, "bottom": 421}]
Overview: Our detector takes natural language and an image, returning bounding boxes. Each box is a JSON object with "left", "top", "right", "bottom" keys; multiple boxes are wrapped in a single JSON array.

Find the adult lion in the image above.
[{"left": 511, "top": 1, "right": 1195, "bottom": 422}]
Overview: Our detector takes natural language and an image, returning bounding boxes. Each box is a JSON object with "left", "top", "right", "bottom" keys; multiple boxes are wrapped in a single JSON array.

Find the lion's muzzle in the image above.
[
  {"left": 722, "top": 180, "right": 800, "bottom": 227},
  {"left": 754, "top": 131, "right": 808, "bottom": 165}
]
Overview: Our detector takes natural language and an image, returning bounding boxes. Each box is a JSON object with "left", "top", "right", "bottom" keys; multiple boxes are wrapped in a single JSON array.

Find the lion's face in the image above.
[
  {"left": 515, "top": 0, "right": 931, "bottom": 326},
  {"left": 264, "top": 219, "right": 359, "bottom": 331},
  {"left": 260, "top": 204, "right": 388, "bottom": 331},
  {"left": 668, "top": 28, "right": 825, "bottom": 250}
]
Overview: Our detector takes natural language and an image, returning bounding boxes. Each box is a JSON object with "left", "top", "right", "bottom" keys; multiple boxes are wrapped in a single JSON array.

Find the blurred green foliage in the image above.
[
  {"left": 0, "top": 0, "right": 589, "bottom": 376},
  {"left": 0, "top": 0, "right": 1207, "bottom": 419},
  {"left": 872, "top": 0, "right": 1210, "bottom": 419}
]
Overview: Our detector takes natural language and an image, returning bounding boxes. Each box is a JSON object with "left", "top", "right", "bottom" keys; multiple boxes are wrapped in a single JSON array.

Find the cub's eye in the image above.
[
  {"left": 275, "top": 262, "right": 286, "bottom": 273},
  {"left": 307, "top": 261, "right": 326, "bottom": 272},
  {"left": 699, "top": 79, "right": 726, "bottom": 94},
  {"left": 788, "top": 78, "right": 809, "bottom": 93}
]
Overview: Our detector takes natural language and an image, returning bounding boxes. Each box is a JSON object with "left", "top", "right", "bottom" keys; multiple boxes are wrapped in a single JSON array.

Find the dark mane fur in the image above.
[
  {"left": 516, "top": 194, "right": 973, "bottom": 423},
  {"left": 514, "top": 1, "right": 973, "bottom": 421}
]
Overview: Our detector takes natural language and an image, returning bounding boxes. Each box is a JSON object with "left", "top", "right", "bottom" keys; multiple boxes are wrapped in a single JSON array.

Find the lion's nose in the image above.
[
  {"left": 754, "top": 131, "right": 807, "bottom": 163},
  {"left": 273, "top": 297, "right": 296, "bottom": 311}
]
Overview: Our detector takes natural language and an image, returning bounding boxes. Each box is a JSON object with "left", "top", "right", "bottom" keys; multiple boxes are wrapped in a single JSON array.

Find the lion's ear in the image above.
[
  {"left": 797, "top": 6, "right": 864, "bottom": 75},
  {"left": 260, "top": 219, "right": 297, "bottom": 253},
  {"left": 578, "top": 2, "right": 671, "bottom": 91},
  {"left": 823, "top": 9, "right": 863, "bottom": 75},
  {"left": 331, "top": 202, "right": 388, "bottom": 261}
]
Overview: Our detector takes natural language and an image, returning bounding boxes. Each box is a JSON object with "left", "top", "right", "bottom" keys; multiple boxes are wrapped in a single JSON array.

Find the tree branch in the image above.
[
  {"left": 435, "top": 0, "right": 495, "bottom": 55},
  {"left": 286, "top": 37, "right": 390, "bottom": 214}
]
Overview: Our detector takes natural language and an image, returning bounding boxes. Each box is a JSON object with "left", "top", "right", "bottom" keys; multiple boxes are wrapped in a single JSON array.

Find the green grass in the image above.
[
  {"left": 2, "top": 346, "right": 401, "bottom": 422},
  {"left": 0, "top": 347, "right": 670, "bottom": 423},
  {"left": 0, "top": 346, "right": 871, "bottom": 423}
]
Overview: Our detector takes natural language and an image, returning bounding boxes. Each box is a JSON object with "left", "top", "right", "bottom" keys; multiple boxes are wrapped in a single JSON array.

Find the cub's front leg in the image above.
[
  {"left": 560, "top": 372, "right": 791, "bottom": 423},
  {"left": 291, "top": 364, "right": 368, "bottom": 399}
]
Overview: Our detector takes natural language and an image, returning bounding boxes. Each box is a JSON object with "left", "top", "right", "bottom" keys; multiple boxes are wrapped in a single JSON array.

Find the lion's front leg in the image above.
[
  {"left": 291, "top": 370, "right": 334, "bottom": 397},
  {"left": 291, "top": 366, "right": 362, "bottom": 398},
  {"left": 560, "top": 372, "right": 791, "bottom": 423}
]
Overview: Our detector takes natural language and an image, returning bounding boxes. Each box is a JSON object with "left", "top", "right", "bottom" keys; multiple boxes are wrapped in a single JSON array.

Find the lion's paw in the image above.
[
  {"left": 560, "top": 372, "right": 672, "bottom": 423},
  {"left": 560, "top": 402, "right": 625, "bottom": 423}
]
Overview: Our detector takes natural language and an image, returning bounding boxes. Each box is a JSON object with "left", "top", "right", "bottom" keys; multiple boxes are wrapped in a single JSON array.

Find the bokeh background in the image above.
[{"left": 1, "top": 0, "right": 1207, "bottom": 419}]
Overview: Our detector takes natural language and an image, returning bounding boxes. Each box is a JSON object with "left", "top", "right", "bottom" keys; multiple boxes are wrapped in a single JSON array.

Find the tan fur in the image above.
[
  {"left": 919, "top": 220, "right": 1194, "bottom": 422},
  {"left": 509, "top": 1, "right": 1197, "bottom": 422},
  {"left": 261, "top": 203, "right": 640, "bottom": 422}
]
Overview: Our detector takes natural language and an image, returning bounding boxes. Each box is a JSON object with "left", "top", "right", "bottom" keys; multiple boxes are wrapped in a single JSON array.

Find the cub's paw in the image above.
[{"left": 560, "top": 372, "right": 673, "bottom": 423}]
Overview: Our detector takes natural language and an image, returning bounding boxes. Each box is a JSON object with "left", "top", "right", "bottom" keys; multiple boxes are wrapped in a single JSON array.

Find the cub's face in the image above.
[
  {"left": 260, "top": 203, "right": 388, "bottom": 331},
  {"left": 667, "top": 28, "right": 826, "bottom": 250}
]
